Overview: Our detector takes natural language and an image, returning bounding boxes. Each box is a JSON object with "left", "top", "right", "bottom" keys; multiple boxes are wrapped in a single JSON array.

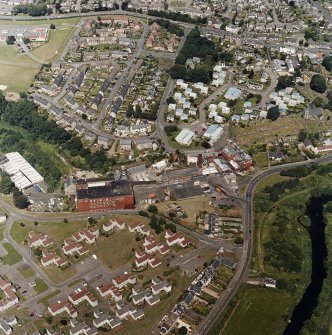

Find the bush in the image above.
[
  {"left": 234, "top": 236, "right": 244, "bottom": 244},
  {"left": 267, "top": 106, "right": 280, "bottom": 121},
  {"left": 310, "top": 74, "right": 327, "bottom": 93},
  {"left": 147, "top": 205, "right": 158, "bottom": 213}
]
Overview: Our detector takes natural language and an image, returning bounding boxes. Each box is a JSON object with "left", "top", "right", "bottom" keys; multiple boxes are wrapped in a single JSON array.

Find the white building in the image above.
[
  {"left": 175, "top": 129, "right": 195, "bottom": 146},
  {"left": 0, "top": 152, "right": 44, "bottom": 190}
]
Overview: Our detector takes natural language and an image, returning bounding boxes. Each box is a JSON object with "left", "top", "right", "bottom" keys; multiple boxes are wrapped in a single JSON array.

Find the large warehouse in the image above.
[
  {"left": 75, "top": 179, "right": 135, "bottom": 212},
  {"left": 0, "top": 152, "right": 44, "bottom": 191}
]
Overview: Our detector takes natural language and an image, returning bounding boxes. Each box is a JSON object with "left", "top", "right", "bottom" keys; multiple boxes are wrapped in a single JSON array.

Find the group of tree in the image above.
[
  {"left": 264, "top": 211, "right": 303, "bottom": 273},
  {"left": 280, "top": 164, "right": 317, "bottom": 178},
  {"left": 147, "top": 9, "right": 207, "bottom": 25},
  {"left": 310, "top": 74, "right": 327, "bottom": 93},
  {"left": 150, "top": 19, "right": 184, "bottom": 37},
  {"left": 0, "top": 171, "right": 14, "bottom": 194},
  {"left": 164, "top": 125, "right": 178, "bottom": 136},
  {"left": 12, "top": 4, "right": 52, "bottom": 16},
  {"left": 170, "top": 28, "right": 217, "bottom": 83},
  {"left": 149, "top": 214, "right": 176, "bottom": 234},
  {"left": 276, "top": 75, "right": 295, "bottom": 90},
  {"left": 264, "top": 178, "right": 300, "bottom": 201},
  {"left": 12, "top": 187, "right": 29, "bottom": 209},
  {"left": 0, "top": 93, "right": 114, "bottom": 183}
]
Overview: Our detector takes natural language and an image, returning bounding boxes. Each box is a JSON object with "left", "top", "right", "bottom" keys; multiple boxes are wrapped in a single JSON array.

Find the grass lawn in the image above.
[
  {"left": 18, "top": 265, "right": 35, "bottom": 278},
  {"left": 92, "top": 230, "right": 137, "bottom": 269},
  {"left": 0, "top": 45, "right": 19, "bottom": 62},
  {"left": 0, "top": 63, "right": 39, "bottom": 93},
  {"left": 31, "top": 18, "right": 79, "bottom": 62},
  {"left": 253, "top": 151, "right": 269, "bottom": 168},
  {"left": 37, "top": 289, "right": 60, "bottom": 306},
  {"left": 34, "top": 278, "right": 48, "bottom": 294},
  {"left": 0, "top": 226, "right": 4, "bottom": 241},
  {"left": 2, "top": 242, "right": 22, "bottom": 265},
  {"left": 10, "top": 219, "right": 87, "bottom": 245},
  {"left": 221, "top": 286, "right": 291, "bottom": 335},
  {"left": 38, "top": 141, "right": 71, "bottom": 175}
]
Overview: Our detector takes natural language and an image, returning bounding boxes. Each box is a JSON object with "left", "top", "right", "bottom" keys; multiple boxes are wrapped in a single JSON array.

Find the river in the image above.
[{"left": 283, "top": 195, "right": 331, "bottom": 335}]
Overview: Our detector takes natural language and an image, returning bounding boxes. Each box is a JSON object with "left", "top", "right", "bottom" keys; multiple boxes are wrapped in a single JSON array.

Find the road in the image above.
[{"left": 195, "top": 153, "right": 332, "bottom": 334}]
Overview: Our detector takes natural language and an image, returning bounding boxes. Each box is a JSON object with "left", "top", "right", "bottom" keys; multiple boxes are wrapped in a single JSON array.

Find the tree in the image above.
[
  {"left": 6, "top": 36, "right": 16, "bottom": 45},
  {"left": 166, "top": 96, "right": 176, "bottom": 104},
  {"left": 235, "top": 236, "right": 244, "bottom": 244},
  {"left": 178, "top": 326, "right": 188, "bottom": 335},
  {"left": 322, "top": 56, "right": 332, "bottom": 72},
  {"left": 170, "top": 64, "right": 186, "bottom": 79},
  {"left": 64, "top": 218, "right": 68, "bottom": 223},
  {"left": 147, "top": 205, "right": 158, "bottom": 214},
  {"left": 0, "top": 171, "right": 14, "bottom": 194},
  {"left": 310, "top": 74, "right": 327, "bottom": 93},
  {"left": 267, "top": 106, "right": 280, "bottom": 121},
  {"left": 313, "top": 96, "right": 324, "bottom": 108},
  {"left": 45, "top": 316, "right": 53, "bottom": 324},
  {"left": 50, "top": 24, "right": 56, "bottom": 29},
  {"left": 34, "top": 221, "right": 39, "bottom": 226},
  {"left": 276, "top": 75, "right": 295, "bottom": 90}
]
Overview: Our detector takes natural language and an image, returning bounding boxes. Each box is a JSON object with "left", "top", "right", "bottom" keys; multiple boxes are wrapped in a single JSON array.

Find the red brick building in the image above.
[{"left": 75, "top": 180, "right": 135, "bottom": 212}]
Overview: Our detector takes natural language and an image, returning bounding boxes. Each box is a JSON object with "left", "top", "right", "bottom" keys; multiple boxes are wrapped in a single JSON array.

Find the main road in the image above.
[{"left": 195, "top": 153, "right": 332, "bottom": 335}]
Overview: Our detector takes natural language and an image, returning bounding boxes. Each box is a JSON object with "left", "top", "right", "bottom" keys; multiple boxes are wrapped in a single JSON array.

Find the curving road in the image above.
[{"left": 195, "top": 153, "right": 332, "bottom": 335}]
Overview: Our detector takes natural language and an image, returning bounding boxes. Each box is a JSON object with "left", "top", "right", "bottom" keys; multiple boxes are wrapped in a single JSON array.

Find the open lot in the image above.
[{"left": 156, "top": 197, "right": 213, "bottom": 229}]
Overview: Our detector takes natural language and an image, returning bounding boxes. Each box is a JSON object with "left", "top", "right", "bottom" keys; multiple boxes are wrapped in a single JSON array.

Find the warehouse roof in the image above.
[{"left": 0, "top": 152, "right": 44, "bottom": 190}]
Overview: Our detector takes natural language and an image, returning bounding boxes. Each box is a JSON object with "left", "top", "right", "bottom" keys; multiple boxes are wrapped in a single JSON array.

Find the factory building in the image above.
[
  {"left": 0, "top": 152, "right": 44, "bottom": 191},
  {"left": 75, "top": 179, "right": 135, "bottom": 212}
]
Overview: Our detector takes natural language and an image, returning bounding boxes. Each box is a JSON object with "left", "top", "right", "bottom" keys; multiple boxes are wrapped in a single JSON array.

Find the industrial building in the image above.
[
  {"left": 75, "top": 179, "right": 135, "bottom": 212},
  {"left": 175, "top": 129, "right": 195, "bottom": 146},
  {"left": 0, "top": 152, "right": 44, "bottom": 191}
]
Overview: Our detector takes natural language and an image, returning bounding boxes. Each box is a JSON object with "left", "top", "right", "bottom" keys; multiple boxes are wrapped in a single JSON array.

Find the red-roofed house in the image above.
[
  {"left": 69, "top": 287, "right": 98, "bottom": 307},
  {"left": 48, "top": 299, "right": 77, "bottom": 318},
  {"left": 112, "top": 272, "right": 136, "bottom": 289},
  {"left": 96, "top": 283, "right": 122, "bottom": 301}
]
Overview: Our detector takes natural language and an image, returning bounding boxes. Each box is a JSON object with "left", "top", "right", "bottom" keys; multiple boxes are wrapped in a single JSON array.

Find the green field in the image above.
[
  {"left": 93, "top": 230, "right": 137, "bottom": 269},
  {"left": 34, "top": 278, "right": 48, "bottom": 294},
  {"left": 0, "top": 63, "right": 39, "bottom": 93},
  {"left": 221, "top": 286, "right": 291, "bottom": 335},
  {"left": 2, "top": 242, "right": 22, "bottom": 265}
]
